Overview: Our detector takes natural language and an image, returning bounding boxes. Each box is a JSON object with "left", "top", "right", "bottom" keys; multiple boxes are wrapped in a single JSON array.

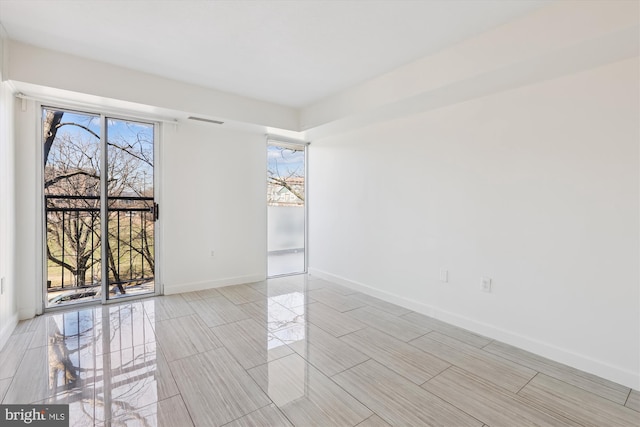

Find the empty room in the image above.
[{"left": 0, "top": 0, "right": 638, "bottom": 426}]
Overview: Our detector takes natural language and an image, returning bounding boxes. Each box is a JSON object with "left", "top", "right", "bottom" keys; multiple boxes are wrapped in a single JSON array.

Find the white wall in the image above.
[
  {"left": 0, "top": 30, "right": 18, "bottom": 349},
  {"left": 161, "top": 120, "right": 267, "bottom": 294},
  {"left": 308, "top": 57, "right": 639, "bottom": 388}
]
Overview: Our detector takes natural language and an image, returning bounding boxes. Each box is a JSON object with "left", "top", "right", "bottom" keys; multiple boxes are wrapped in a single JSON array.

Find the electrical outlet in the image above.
[
  {"left": 481, "top": 277, "right": 492, "bottom": 292},
  {"left": 0, "top": 277, "right": 4, "bottom": 295},
  {"left": 210, "top": 250, "right": 215, "bottom": 257},
  {"left": 439, "top": 269, "right": 448, "bottom": 283}
]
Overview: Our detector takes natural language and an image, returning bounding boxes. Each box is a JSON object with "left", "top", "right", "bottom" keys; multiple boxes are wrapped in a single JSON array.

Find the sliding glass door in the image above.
[
  {"left": 105, "top": 118, "right": 156, "bottom": 299},
  {"left": 43, "top": 107, "right": 157, "bottom": 308},
  {"left": 267, "top": 140, "right": 306, "bottom": 277}
]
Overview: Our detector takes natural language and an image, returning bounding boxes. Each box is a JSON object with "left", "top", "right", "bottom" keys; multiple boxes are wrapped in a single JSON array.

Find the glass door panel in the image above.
[
  {"left": 267, "top": 142, "right": 306, "bottom": 277},
  {"left": 105, "top": 118, "right": 155, "bottom": 300},
  {"left": 44, "top": 108, "right": 103, "bottom": 307}
]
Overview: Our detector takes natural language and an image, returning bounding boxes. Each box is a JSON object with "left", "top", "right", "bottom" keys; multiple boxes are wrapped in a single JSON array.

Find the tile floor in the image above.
[{"left": 0, "top": 274, "right": 638, "bottom": 426}]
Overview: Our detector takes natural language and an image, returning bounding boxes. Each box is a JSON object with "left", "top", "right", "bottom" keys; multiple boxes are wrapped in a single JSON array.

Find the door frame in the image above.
[
  {"left": 266, "top": 136, "right": 309, "bottom": 278},
  {"left": 39, "top": 103, "right": 163, "bottom": 312}
]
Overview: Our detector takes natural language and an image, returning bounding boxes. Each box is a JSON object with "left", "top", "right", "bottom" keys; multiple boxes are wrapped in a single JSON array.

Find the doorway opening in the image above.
[
  {"left": 43, "top": 107, "right": 157, "bottom": 308},
  {"left": 267, "top": 140, "right": 306, "bottom": 277}
]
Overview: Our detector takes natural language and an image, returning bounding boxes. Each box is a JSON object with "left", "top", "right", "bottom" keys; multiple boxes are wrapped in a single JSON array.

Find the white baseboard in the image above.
[
  {"left": 308, "top": 267, "right": 639, "bottom": 390},
  {"left": 163, "top": 274, "right": 266, "bottom": 295},
  {"left": 0, "top": 312, "right": 18, "bottom": 351}
]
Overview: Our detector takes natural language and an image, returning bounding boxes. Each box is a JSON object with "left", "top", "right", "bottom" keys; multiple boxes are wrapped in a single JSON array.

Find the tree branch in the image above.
[
  {"left": 268, "top": 176, "right": 304, "bottom": 201},
  {"left": 58, "top": 122, "right": 100, "bottom": 140},
  {"left": 107, "top": 142, "right": 153, "bottom": 167},
  {"left": 47, "top": 245, "right": 78, "bottom": 273},
  {"left": 44, "top": 170, "right": 100, "bottom": 188}
]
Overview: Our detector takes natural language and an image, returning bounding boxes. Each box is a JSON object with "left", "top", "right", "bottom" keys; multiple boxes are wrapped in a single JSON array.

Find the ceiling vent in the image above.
[{"left": 188, "top": 116, "right": 224, "bottom": 125}]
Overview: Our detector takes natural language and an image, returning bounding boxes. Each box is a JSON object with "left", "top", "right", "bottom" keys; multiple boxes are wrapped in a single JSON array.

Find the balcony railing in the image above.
[{"left": 45, "top": 195, "right": 155, "bottom": 302}]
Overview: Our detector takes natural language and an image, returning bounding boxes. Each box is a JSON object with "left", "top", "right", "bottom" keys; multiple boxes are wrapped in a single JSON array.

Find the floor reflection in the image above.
[
  {"left": 266, "top": 354, "right": 308, "bottom": 406},
  {"left": 39, "top": 288, "right": 311, "bottom": 425},
  {"left": 266, "top": 291, "right": 306, "bottom": 347},
  {"left": 38, "top": 302, "right": 162, "bottom": 426},
  {"left": 47, "top": 316, "right": 79, "bottom": 390},
  {"left": 264, "top": 287, "right": 308, "bottom": 406},
  {"left": 6, "top": 278, "right": 318, "bottom": 426}
]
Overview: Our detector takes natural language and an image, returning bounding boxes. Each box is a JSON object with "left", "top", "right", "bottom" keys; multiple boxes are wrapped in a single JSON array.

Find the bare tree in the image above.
[
  {"left": 43, "top": 110, "right": 64, "bottom": 165},
  {"left": 104, "top": 121, "right": 154, "bottom": 288},
  {"left": 268, "top": 146, "right": 305, "bottom": 204},
  {"left": 44, "top": 111, "right": 155, "bottom": 291},
  {"left": 45, "top": 132, "right": 101, "bottom": 288}
]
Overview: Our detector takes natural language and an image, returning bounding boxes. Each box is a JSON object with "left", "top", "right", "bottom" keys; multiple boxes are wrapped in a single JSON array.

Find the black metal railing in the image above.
[{"left": 45, "top": 195, "right": 155, "bottom": 293}]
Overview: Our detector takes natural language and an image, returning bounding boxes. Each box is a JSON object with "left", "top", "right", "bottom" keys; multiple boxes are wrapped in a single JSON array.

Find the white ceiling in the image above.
[{"left": 0, "top": 0, "right": 549, "bottom": 108}]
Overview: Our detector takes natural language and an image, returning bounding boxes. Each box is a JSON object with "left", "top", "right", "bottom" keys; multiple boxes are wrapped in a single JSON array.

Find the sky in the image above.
[
  {"left": 267, "top": 144, "right": 304, "bottom": 178},
  {"left": 44, "top": 108, "right": 155, "bottom": 191}
]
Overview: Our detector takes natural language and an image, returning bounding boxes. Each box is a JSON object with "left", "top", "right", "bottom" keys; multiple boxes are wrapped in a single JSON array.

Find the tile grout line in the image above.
[
  {"left": 279, "top": 332, "right": 370, "bottom": 380},
  {"left": 176, "top": 392, "right": 197, "bottom": 427},
  {"left": 515, "top": 371, "right": 539, "bottom": 395},
  {"left": 325, "top": 359, "right": 394, "bottom": 427},
  {"left": 480, "top": 340, "right": 631, "bottom": 405},
  {"left": 353, "top": 414, "right": 378, "bottom": 427},
  {"left": 513, "top": 373, "right": 597, "bottom": 427},
  {"left": 341, "top": 311, "right": 430, "bottom": 344},
  {"left": 400, "top": 312, "right": 495, "bottom": 349},
  {"left": 303, "top": 316, "right": 360, "bottom": 338},
  {"left": 408, "top": 329, "right": 433, "bottom": 342},
  {"left": 532, "top": 371, "right": 636, "bottom": 410},
  {"left": 419, "top": 364, "right": 454, "bottom": 388},
  {"left": 623, "top": 388, "right": 632, "bottom": 407},
  {"left": 0, "top": 334, "right": 35, "bottom": 404},
  {"left": 276, "top": 403, "right": 297, "bottom": 427},
  {"left": 340, "top": 327, "right": 455, "bottom": 386},
  {"left": 480, "top": 339, "right": 495, "bottom": 349},
  {"left": 173, "top": 343, "right": 277, "bottom": 426},
  {"left": 428, "top": 366, "right": 581, "bottom": 427},
  {"left": 419, "top": 364, "right": 455, "bottom": 388},
  {"left": 416, "top": 369, "right": 487, "bottom": 427},
  {"left": 237, "top": 359, "right": 283, "bottom": 425},
  {"left": 327, "top": 357, "right": 373, "bottom": 378},
  {"left": 218, "top": 402, "right": 292, "bottom": 427},
  {"left": 338, "top": 305, "right": 364, "bottom": 314},
  {"left": 0, "top": 376, "right": 16, "bottom": 405}
]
